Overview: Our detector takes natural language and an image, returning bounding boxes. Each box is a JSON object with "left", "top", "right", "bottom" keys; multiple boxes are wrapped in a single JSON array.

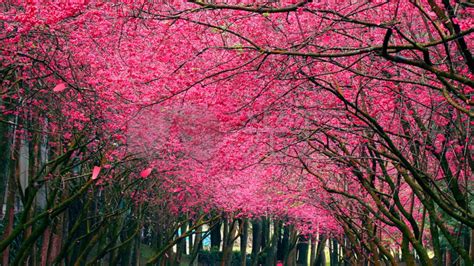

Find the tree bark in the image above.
[
  {"left": 0, "top": 114, "right": 12, "bottom": 219},
  {"left": 470, "top": 229, "right": 474, "bottom": 265},
  {"left": 1, "top": 149, "right": 17, "bottom": 266},
  {"left": 222, "top": 219, "right": 238, "bottom": 266},
  {"left": 284, "top": 225, "right": 297, "bottom": 266},
  {"left": 251, "top": 219, "right": 262, "bottom": 266},
  {"left": 266, "top": 220, "right": 280, "bottom": 266},
  {"left": 211, "top": 220, "right": 222, "bottom": 251},
  {"left": 240, "top": 219, "right": 248, "bottom": 266},
  {"left": 297, "top": 236, "right": 309, "bottom": 266},
  {"left": 189, "top": 224, "right": 202, "bottom": 266},
  {"left": 314, "top": 235, "right": 327, "bottom": 266},
  {"left": 40, "top": 227, "right": 52, "bottom": 266}
]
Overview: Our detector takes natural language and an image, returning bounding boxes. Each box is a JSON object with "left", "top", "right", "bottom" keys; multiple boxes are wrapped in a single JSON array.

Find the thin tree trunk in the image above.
[
  {"left": 282, "top": 225, "right": 290, "bottom": 265},
  {"left": 1, "top": 150, "right": 17, "bottom": 266},
  {"left": 470, "top": 229, "right": 474, "bottom": 265},
  {"left": 222, "top": 219, "right": 238, "bottom": 266},
  {"left": 251, "top": 219, "right": 262, "bottom": 266},
  {"left": 330, "top": 238, "right": 339, "bottom": 266},
  {"left": 285, "top": 225, "right": 297, "bottom": 266},
  {"left": 40, "top": 227, "right": 52, "bottom": 266},
  {"left": 261, "top": 217, "right": 269, "bottom": 256},
  {"left": 189, "top": 224, "right": 202, "bottom": 266},
  {"left": 1, "top": 201, "right": 14, "bottom": 266},
  {"left": 176, "top": 221, "right": 187, "bottom": 264},
  {"left": 310, "top": 236, "right": 316, "bottom": 266},
  {"left": 223, "top": 219, "right": 229, "bottom": 262},
  {"left": 0, "top": 113, "right": 13, "bottom": 219},
  {"left": 240, "top": 219, "right": 248, "bottom": 266},
  {"left": 132, "top": 231, "right": 141, "bottom": 266},
  {"left": 188, "top": 221, "right": 193, "bottom": 255},
  {"left": 297, "top": 236, "right": 309, "bottom": 266},
  {"left": 211, "top": 220, "right": 222, "bottom": 251},
  {"left": 48, "top": 193, "right": 66, "bottom": 264},
  {"left": 266, "top": 220, "right": 280, "bottom": 266},
  {"left": 445, "top": 249, "right": 452, "bottom": 266},
  {"left": 429, "top": 216, "right": 442, "bottom": 266},
  {"left": 50, "top": 229, "right": 63, "bottom": 264},
  {"left": 314, "top": 235, "right": 327, "bottom": 266}
]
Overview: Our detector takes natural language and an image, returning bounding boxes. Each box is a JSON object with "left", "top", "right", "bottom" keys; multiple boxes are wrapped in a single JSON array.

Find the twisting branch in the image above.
[{"left": 188, "top": 0, "right": 311, "bottom": 14}]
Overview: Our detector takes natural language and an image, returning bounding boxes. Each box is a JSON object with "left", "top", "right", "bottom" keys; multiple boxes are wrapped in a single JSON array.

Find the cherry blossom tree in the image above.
[{"left": 0, "top": 1, "right": 472, "bottom": 265}]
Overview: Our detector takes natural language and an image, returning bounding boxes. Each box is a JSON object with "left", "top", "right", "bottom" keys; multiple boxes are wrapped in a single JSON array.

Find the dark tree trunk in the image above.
[
  {"left": 401, "top": 235, "right": 416, "bottom": 266},
  {"left": 261, "top": 218, "right": 269, "bottom": 265},
  {"left": 284, "top": 225, "right": 298, "bottom": 266},
  {"left": 310, "top": 236, "right": 316, "bottom": 266},
  {"left": 132, "top": 230, "right": 141, "bottom": 266},
  {"left": 190, "top": 224, "right": 203, "bottom": 266},
  {"left": 297, "top": 236, "right": 309, "bottom": 266},
  {"left": 222, "top": 219, "right": 230, "bottom": 266},
  {"left": 222, "top": 219, "right": 238, "bottom": 266},
  {"left": 265, "top": 220, "right": 280, "bottom": 266},
  {"left": 40, "top": 227, "right": 52, "bottom": 266},
  {"left": 276, "top": 222, "right": 285, "bottom": 261},
  {"left": 330, "top": 238, "right": 339, "bottom": 266},
  {"left": 314, "top": 235, "right": 327, "bottom": 266},
  {"left": 0, "top": 115, "right": 12, "bottom": 219},
  {"left": 281, "top": 224, "right": 290, "bottom": 264},
  {"left": 176, "top": 222, "right": 187, "bottom": 263},
  {"left": 188, "top": 221, "right": 193, "bottom": 254},
  {"left": 1, "top": 150, "right": 17, "bottom": 266},
  {"left": 429, "top": 216, "right": 442, "bottom": 266},
  {"left": 445, "top": 249, "right": 452, "bottom": 266},
  {"left": 470, "top": 230, "right": 474, "bottom": 266},
  {"left": 262, "top": 218, "right": 270, "bottom": 254},
  {"left": 251, "top": 219, "right": 262, "bottom": 266},
  {"left": 240, "top": 219, "right": 249, "bottom": 266},
  {"left": 211, "top": 220, "right": 222, "bottom": 251}
]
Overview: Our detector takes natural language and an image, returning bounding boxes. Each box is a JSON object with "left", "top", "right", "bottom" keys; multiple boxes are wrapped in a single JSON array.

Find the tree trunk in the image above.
[
  {"left": 222, "top": 219, "right": 238, "bottom": 266},
  {"left": 265, "top": 220, "right": 280, "bottom": 266},
  {"left": 429, "top": 216, "right": 442, "bottom": 266},
  {"left": 314, "top": 235, "right": 327, "bottom": 266},
  {"left": 50, "top": 229, "right": 63, "bottom": 264},
  {"left": 0, "top": 112, "right": 13, "bottom": 219},
  {"left": 18, "top": 138, "right": 29, "bottom": 199},
  {"left": 445, "top": 249, "right": 452, "bottom": 266},
  {"left": 251, "top": 219, "right": 262, "bottom": 266},
  {"left": 40, "top": 227, "right": 52, "bottom": 266},
  {"left": 1, "top": 150, "right": 17, "bottom": 266},
  {"left": 262, "top": 217, "right": 270, "bottom": 255},
  {"left": 470, "top": 229, "right": 474, "bottom": 266},
  {"left": 297, "top": 236, "right": 309, "bottom": 266},
  {"left": 330, "top": 238, "right": 339, "bottom": 266},
  {"left": 240, "top": 219, "right": 248, "bottom": 266},
  {"left": 132, "top": 232, "right": 141, "bottom": 266},
  {"left": 190, "top": 224, "right": 202, "bottom": 266},
  {"left": 49, "top": 188, "right": 66, "bottom": 264},
  {"left": 222, "top": 219, "right": 230, "bottom": 266},
  {"left": 188, "top": 221, "right": 193, "bottom": 255},
  {"left": 211, "top": 220, "right": 222, "bottom": 251},
  {"left": 176, "top": 222, "right": 187, "bottom": 263},
  {"left": 310, "top": 236, "right": 316, "bottom": 266},
  {"left": 281, "top": 224, "right": 290, "bottom": 264},
  {"left": 401, "top": 236, "right": 416, "bottom": 266},
  {"left": 284, "top": 225, "right": 298, "bottom": 266}
]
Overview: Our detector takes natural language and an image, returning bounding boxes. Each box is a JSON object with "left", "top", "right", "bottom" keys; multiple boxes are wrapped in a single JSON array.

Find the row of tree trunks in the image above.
[
  {"left": 209, "top": 217, "right": 331, "bottom": 266},
  {"left": 0, "top": 116, "right": 471, "bottom": 266}
]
